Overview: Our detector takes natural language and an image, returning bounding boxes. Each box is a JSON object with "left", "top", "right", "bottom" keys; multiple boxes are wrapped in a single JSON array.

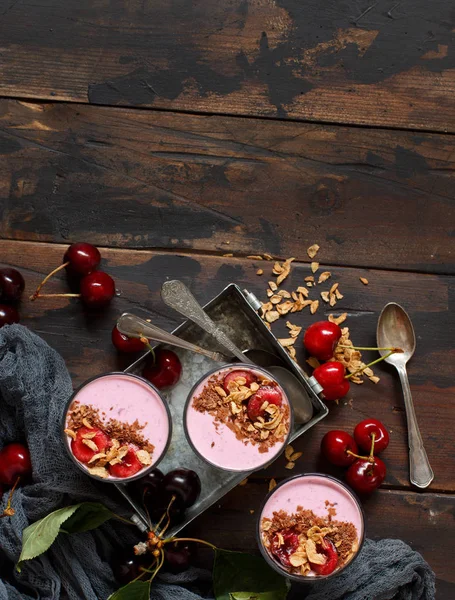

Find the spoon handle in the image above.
[
  {"left": 161, "top": 280, "right": 253, "bottom": 364},
  {"left": 396, "top": 364, "right": 434, "bottom": 488}
]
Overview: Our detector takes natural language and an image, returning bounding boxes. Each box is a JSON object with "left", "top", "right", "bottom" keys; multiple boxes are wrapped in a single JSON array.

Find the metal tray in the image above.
[{"left": 115, "top": 284, "right": 328, "bottom": 536}]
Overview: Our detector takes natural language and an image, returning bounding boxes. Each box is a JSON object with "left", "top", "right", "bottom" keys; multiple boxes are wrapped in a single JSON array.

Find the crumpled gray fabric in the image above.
[{"left": 0, "top": 325, "right": 435, "bottom": 600}]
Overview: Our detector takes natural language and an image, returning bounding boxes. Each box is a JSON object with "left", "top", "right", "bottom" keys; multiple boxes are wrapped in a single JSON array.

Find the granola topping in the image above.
[
  {"left": 261, "top": 506, "right": 358, "bottom": 577},
  {"left": 192, "top": 369, "right": 290, "bottom": 453}
]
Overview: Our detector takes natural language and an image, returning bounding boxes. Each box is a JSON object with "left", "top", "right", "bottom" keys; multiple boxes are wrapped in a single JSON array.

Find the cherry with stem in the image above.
[{"left": 0, "top": 477, "right": 19, "bottom": 519}]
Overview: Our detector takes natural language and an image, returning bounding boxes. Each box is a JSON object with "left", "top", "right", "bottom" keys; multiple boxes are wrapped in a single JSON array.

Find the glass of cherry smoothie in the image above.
[
  {"left": 62, "top": 372, "right": 172, "bottom": 483},
  {"left": 257, "top": 473, "right": 364, "bottom": 581},
  {"left": 184, "top": 364, "right": 293, "bottom": 472}
]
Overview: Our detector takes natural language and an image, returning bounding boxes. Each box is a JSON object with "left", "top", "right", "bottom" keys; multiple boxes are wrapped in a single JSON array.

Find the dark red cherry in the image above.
[
  {"left": 346, "top": 457, "right": 386, "bottom": 494},
  {"left": 310, "top": 537, "right": 338, "bottom": 576},
  {"left": 321, "top": 430, "right": 358, "bottom": 467},
  {"left": 0, "top": 443, "right": 32, "bottom": 486},
  {"left": 108, "top": 447, "right": 143, "bottom": 479},
  {"left": 111, "top": 551, "right": 148, "bottom": 585},
  {"left": 164, "top": 541, "right": 194, "bottom": 573},
  {"left": 129, "top": 468, "right": 164, "bottom": 504},
  {"left": 163, "top": 468, "right": 201, "bottom": 509},
  {"left": 313, "top": 361, "right": 350, "bottom": 401},
  {"left": 247, "top": 386, "right": 282, "bottom": 421},
  {"left": 112, "top": 326, "right": 146, "bottom": 353},
  {"left": 303, "top": 321, "right": 342, "bottom": 361},
  {"left": 142, "top": 349, "right": 182, "bottom": 390},
  {"left": 0, "top": 268, "right": 25, "bottom": 303},
  {"left": 270, "top": 529, "right": 299, "bottom": 568},
  {"left": 80, "top": 271, "right": 115, "bottom": 308},
  {"left": 64, "top": 242, "right": 101, "bottom": 277},
  {"left": 0, "top": 305, "right": 19, "bottom": 328},
  {"left": 354, "top": 419, "right": 389, "bottom": 454}
]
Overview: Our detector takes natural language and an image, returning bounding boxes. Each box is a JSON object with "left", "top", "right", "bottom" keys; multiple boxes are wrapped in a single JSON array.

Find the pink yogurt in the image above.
[
  {"left": 64, "top": 373, "right": 171, "bottom": 481},
  {"left": 185, "top": 365, "right": 292, "bottom": 472},
  {"left": 259, "top": 474, "right": 364, "bottom": 578}
]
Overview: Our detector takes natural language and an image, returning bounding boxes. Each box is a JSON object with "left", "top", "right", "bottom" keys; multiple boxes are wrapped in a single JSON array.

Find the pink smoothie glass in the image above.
[
  {"left": 257, "top": 473, "right": 365, "bottom": 581},
  {"left": 184, "top": 363, "right": 293, "bottom": 472},
  {"left": 62, "top": 372, "right": 172, "bottom": 483}
]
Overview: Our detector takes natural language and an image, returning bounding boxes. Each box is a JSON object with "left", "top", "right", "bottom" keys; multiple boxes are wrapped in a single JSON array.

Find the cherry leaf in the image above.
[
  {"left": 17, "top": 502, "right": 114, "bottom": 572},
  {"left": 213, "top": 549, "right": 290, "bottom": 600},
  {"left": 108, "top": 580, "right": 151, "bottom": 600}
]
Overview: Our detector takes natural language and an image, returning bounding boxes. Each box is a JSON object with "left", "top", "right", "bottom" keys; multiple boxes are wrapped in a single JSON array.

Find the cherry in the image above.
[
  {"left": 108, "top": 447, "right": 143, "bottom": 479},
  {"left": 164, "top": 541, "right": 194, "bottom": 573},
  {"left": 354, "top": 419, "right": 389, "bottom": 455},
  {"left": 321, "top": 430, "right": 358, "bottom": 467},
  {"left": 270, "top": 529, "right": 300, "bottom": 568},
  {"left": 80, "top": 271, "right": 115, "bottom": 308},
  {"left": 112, "top": 325, "right": 146, "bottom": 353},
  {"left": 346, "top": 457, "right": 386, "bottom": 494},
  {"left": 129, "top": 468, "right": 164, "bottom": 504},
  {"left": 247, "top": 386, "right": 282, "bottom": 421},
  {"left": 0, "top": 443, "right": 32, "bottom": 486},
  {"left": 63, "top": 242, "right": 101, "bottom": 277},
  {"left": 0, "top": 268, "right": 25, "bottom": 303},
  {"left": 112, "top": 551, "right": 148, "bottom": 584},
  {"left": 163, "top": 468, "right": 201, "bottom": 509},
  {"left": 0, "top": 305, "right": 19, "bottom": 328},
  {"left": 313, "top": 361, "right": 350, "bottom": 401},
  {"left": 310, "top": 537, "right": 338, "bottom": 576},
  {"left": 70, "top": 427, "right": 110, "bottom": 464},
  {"left": 223, "top": 369, "right": 257, "bottom": 393},
  {"left": 142, "top": 349, "right": 182, "bottom": 390},
  {"left": 303, "top": 321, "right": 342, "bottom": 361}
]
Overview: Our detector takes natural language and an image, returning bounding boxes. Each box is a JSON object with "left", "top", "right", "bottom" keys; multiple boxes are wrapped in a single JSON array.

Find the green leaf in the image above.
[
  {"left": 214, "top": 549, "right": 290, "bottom": 600},
  {"left": 108, "top": 580, "right": 151, "bottom": 600},
  {"left": 63, "top": 502, "right": 114, "bottom": 534},
  {"left": 17, "top": 502, "right": 115, "bottom": 571}
]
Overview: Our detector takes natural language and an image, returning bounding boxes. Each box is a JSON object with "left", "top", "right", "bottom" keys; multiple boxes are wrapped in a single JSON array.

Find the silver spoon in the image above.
[
  {"left": 116, "top": 313, "right": 229, "bottom": 363},
  {"left": 161, "top": 280, "right": 313, "bottom": 424},
  {"left": 377, "top": 302, "right": 434, "bottom": 488}
]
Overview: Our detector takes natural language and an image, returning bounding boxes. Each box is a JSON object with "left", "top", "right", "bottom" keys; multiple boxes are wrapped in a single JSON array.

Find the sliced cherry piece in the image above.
[
  {"left": 112, "top": 326, "right": 146, "bottom": 353},
  {"left": 163, "top": 468, "right": 201, "bottom": 509},
  {"left": 108, "top": 447, "right": 143, "bottom": 479},
  {"left": 0, "top": 443, "right": 32, "bottom": 486},
  {"left": 345, "top": 457, "right": 386, "bottom": 495},
  {"left": 354, "top": 418, "right": 389, "bottom": 454},
  {"left": 313, "top": 361, "right": 350, "bottom": 401},
  {"left": 70, "top": 427, "right": 110, "bottom": 464},
  {"left": 303, "top": 321, "right": 342, "bottom": 361},
  {"left": 80, "top": 271, "right": 115, "bottom": 308},
  {"left": 247, "top": 385, "right": 282, "bottom": 421},
  {"left": 0, "top": 268, "right": 25, "bottom": 303},
  {"left": 223, "top": 369, "right": 257, "bottom": 393},
  {"left": 142, "top": 349, "right": 182, "bottom": 390},
  {"left": 64, "top": 242, "right": 101, "bottom": 277},
  {"left": 310, "top": 537, "right": 338, "bottom": 576},
  {"left": 0, "top": 305, "right": 19, "bottom": 328},
  {"left": 270, "top": 529, "right": 300, "bottom": 568},
  {"left": 321, "top": 430, "right": 358, "bottom": 467}
]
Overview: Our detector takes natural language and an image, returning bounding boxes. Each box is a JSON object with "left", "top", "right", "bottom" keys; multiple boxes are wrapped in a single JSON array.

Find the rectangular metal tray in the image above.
[{"left": 115, "top": 284, "right": 328, "bottom": 537}]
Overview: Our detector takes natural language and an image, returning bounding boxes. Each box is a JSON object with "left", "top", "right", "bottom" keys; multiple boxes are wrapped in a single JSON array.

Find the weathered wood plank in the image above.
[
  {"left": 0, "top": 100, "right": 454, "bottom": 272},
  {"left": 185, "top": 484, "right": 455, "bottom": 598},
  {"left": 0, "top": 1, "right": 454, "bottom": 131},
  {"left": 0, "top": 240, "right": 453, "bottom": 493}
]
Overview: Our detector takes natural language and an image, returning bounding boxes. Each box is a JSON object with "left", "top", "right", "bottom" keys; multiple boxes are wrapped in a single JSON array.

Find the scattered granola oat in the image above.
[
  {"left": 285, "top": 445, "right": 294, "bottom": 461},
  {"left": 311, "top": 262, "right": 319, "bottom": 273},
  {"left": 310, "top": 300, "right": 319, "bottom": 314},
  {"left": 247, "top": 255, "right": 263, "bottom": 260},
  {"left": 278, "top": 338, "right": 296, "bottom": 347},
  {"left": 285, "top": 461, "right": 295, "bottom": 470},
  {"left": 222, "top": 253, "right": 233, "bottom": 257},
  {"left": 239, "top": 478, "right": 248, "bottom": 486},
  {"left": 318, "top": 271, "right": 331, "bottom": 284},
  {"left": 269, "top": 478, "right": 277, "bottom": 491},
  {"left": 263, "top": 253, "right": 274, "bottom": 260},
  {"left": 320, "top": 291, "right": 330, "bottom": 303},
  {"left": 306, "top": 357, "right": 320, "bottom": 369},
  {"left": 257, "top": 268, "right": 264, "bottom": 276},
  {"left": 360, "top": 277, "right": 369, "bottom": 285},
  {"left": 307, "top": 244, "right": 320, "bottom": 259}
]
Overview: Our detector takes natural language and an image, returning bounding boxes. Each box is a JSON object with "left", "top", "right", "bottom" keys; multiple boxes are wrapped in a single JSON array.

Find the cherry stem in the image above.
[
  {"left": 140, "top": 337, "right": 156, "bottom": 363},
  {"left": 346, "top": 450, "right": 374, "bottom": 464},
  {"left": 345, "top": 350, "right": 395, "bottom": 380},
  {"left": 30, "top": 261, "right": 70, "bottom": 301},
  {"left": 111, "top": 513, "right": 136, "bottom": 527},
  {"left": 369, "top": 433, "right": 376, "bottom": 460},
  {"left": 337, "top": 345, "right": 403, "bottom": 352},
  {"left": 31, "top": 293, "right": 81, "bottom": 299},
  {"left": 155, "top": 495, "right": 176, "bottom": 536},
  {"left": 165, "top": 537, "right": 217, "bottom": 551},
  {"left": 0, "top": 476, "right": 19, "bottom": 519},
  {"left": 128, "top": 558, "right": 157, "bottom": 585}
]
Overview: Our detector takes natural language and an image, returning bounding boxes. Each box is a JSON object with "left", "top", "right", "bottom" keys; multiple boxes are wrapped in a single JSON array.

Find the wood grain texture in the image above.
[
  {"left": 185, "top": 484, "right": 455, "bottom": 598},
  {"left": 0, "top": 1, "right": 454, "bottom": 131},
  {"left": 1, "top": 240, "right": 453, "bottom": 493},
  {"left": 0, "top": 100, "right": 454, "bottom": 273}
]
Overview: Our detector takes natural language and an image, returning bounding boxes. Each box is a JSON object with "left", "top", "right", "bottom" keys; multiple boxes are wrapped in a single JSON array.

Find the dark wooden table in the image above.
[{"left": 0, "top": 1, "right": 454, "bottom": 597}]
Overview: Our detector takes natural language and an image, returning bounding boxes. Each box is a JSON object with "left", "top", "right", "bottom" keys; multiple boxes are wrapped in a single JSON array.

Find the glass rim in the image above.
[
  {"left": 256, "top": 472, "right": 366, "bottom": 582},
  {"left": 183, "top": 362, "right": 294, "bottom": 473},
  {"left": 61, "top": 371, "right": 172, "bottom": 484}
]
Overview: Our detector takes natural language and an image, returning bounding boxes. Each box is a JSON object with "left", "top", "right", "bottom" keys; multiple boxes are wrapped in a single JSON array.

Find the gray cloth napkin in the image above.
[{"left": 0, "top": 325, "right": 435, "bottom": 600}]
